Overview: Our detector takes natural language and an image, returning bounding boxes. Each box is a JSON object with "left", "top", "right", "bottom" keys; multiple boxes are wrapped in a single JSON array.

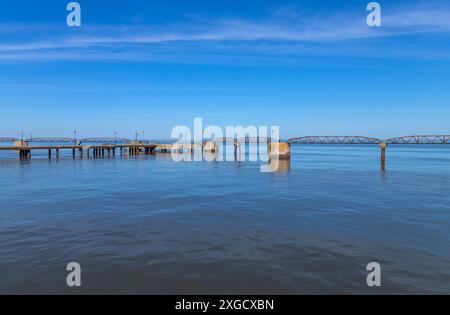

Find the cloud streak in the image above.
[{"left": 1, "top": 6, "right": 450, "bottom": 62}]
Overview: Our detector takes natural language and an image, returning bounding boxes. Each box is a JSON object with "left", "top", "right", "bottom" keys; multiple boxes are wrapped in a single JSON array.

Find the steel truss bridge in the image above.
[{"left": 288, "top": 135, "right": 450, "bottom": 145}]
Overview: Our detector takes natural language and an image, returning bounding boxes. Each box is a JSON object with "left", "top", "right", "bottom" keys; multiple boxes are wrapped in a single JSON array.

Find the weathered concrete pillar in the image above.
[
  {"left": 379, "top": 142, "right": 387, "bottom": 170},
  {"left": 268, "top": 142, "right": 290, "bottom": 159}
]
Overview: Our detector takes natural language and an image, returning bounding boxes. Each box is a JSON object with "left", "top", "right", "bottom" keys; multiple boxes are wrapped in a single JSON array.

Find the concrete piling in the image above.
[
  {"left": 379, "top": 142, "right": 387, "bottom": 170},
  {"left": 268, "top": 142, "right": 291, "bottom": 159}
]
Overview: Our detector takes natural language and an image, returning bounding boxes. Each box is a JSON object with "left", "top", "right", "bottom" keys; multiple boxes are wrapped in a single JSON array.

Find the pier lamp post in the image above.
[
  {"left": 114, "top": 131, "right": 117, "bottom": 144},
  {"left": 74, "top": 130, "right": 77, "bottom": 144},
  {"left": 135, "top": 132, "right": 138, "bottom": 143}
]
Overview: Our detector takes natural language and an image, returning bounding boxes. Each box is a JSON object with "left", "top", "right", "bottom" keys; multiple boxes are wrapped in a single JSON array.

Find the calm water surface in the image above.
[{"left": 1, "top": 144, "right": 449, "bottom": 294}]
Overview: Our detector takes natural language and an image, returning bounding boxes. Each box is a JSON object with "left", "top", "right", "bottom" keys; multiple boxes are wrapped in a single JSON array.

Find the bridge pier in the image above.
[
  {"left": 268, "top": 142, "right": 291, "bottom": 159},
  {"left": 56, "top": 148, "right": 59, "bottom": 159},
  {"left": 48, "top": 149, "right": 52, "bottom": 159},
  {"left": 72, "top": 148, "right": 75, "bottom": 159},
  {"left": 379, "top": 142, "right": 387, "bottom": 170}
]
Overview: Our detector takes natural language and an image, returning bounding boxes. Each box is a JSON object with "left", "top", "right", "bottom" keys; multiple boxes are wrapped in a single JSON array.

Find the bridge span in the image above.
[
  {"left": 287, "top": 135, "right": 449, "bottom": 169},
  {"left": 287, "top": 135, "right": 450, "bottom": 145}
]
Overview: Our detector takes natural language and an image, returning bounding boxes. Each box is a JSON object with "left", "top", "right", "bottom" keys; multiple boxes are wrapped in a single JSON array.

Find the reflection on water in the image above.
[{"left": 0, "top": 144, "right": 450, "bottom": 294}]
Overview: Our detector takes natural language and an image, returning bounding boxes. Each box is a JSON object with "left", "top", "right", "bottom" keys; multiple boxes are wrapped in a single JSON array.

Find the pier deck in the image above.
[{"left": 0, "top": 142, "right": 214, "bottom": 159}]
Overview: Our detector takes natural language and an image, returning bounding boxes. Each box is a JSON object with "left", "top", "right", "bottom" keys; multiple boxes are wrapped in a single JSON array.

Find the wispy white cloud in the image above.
[{"left": 1, "top": 5, "right": 450, "bottom": 62}]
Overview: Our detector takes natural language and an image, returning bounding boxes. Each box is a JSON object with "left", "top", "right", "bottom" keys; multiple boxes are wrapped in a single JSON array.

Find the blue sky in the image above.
[{"left": 0, "top": 0, "right": 449, "bottom": 139}]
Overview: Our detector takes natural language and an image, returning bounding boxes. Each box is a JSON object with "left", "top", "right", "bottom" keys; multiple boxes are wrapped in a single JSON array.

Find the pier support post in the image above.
[
  {"left": 48, "top": 149, "right": 52, "bottom": 159},
  {"left": 86, "top": 148, "right": 90, "bottom": 158},
  {"left": 80, "top": 148, "right": 83, "bottom": 159},
  {"left": 72, "top": 148, "right": 75, "bottom": 159},
  {"left": 379, "top": 142, "right": 387, "bottom": 170},
  {"left": 203, "top": 141, "right": 217, "bottom": 154},
  {"left": 56, "top": 148, "right": 60, "bottom": 159}
]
